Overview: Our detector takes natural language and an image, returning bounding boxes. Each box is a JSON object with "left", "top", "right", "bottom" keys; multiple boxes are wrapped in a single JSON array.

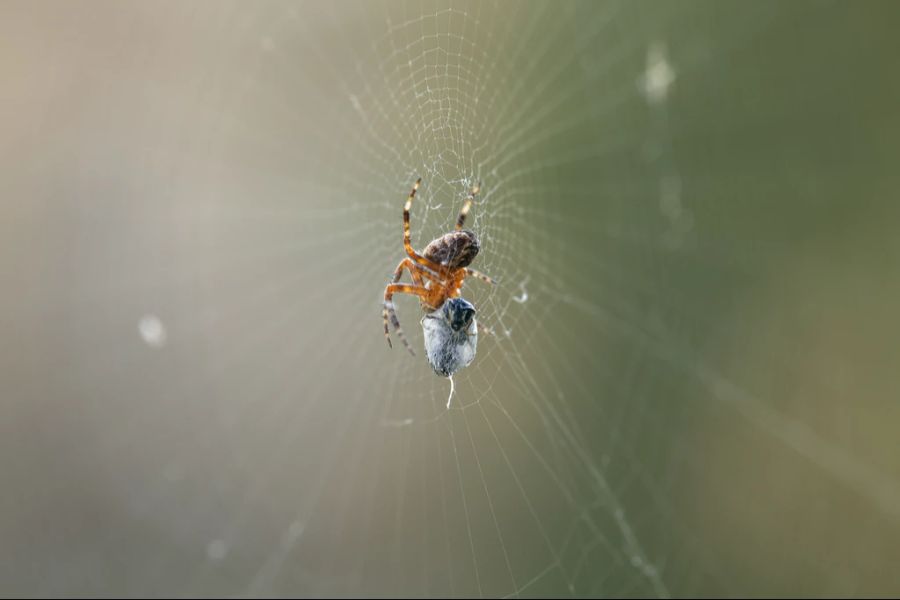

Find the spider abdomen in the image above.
[{"left": 423, "top": 229, "right": 480, "bottom": 269}]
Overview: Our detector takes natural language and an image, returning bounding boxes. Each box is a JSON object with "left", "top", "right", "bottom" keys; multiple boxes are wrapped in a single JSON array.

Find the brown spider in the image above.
[{"left": 383, "top": 178, "right": 496, "bottom": 356}]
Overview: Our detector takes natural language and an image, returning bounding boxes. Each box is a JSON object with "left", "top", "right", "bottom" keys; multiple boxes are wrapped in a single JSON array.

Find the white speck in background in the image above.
[
  {"left": 162, "top": 462, "right": 185, "bottom": 483},
  {"left": 138, "top": 314, "right": 167, "bottom": 348},
  {"left": 639, "top": 41, "right": 676, "bottom": 105},
  {"left": 659, "top": 175, "right": 683, "bottom": 220},
  {"left": 282, "top": 521, "right": 306, "bottom": 550},
  {"left": 206, "top": 539, "right": 228, "bottom": 561}
]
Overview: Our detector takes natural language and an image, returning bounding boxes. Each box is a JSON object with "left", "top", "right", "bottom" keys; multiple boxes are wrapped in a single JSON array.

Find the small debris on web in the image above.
[
  {"left": 513, "top": 275, "right": 530, "bottom": 304},
  {"left": 446, "top": 375, "right": 455, "bottom": 409}
]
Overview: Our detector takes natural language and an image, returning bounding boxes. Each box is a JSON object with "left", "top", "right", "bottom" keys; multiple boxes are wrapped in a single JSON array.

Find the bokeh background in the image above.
[{"left": 2, "top": 0, "right": 900, "bottom": 596}]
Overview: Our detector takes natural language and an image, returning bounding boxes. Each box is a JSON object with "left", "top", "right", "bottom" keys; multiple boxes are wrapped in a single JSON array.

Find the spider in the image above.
[{"left": 383, "top": 178, "right": 496, "bottom": 356}]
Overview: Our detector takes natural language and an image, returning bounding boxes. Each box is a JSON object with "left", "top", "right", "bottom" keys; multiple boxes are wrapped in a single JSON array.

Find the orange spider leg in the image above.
[
  {"left": 392, "top": 256, "right": 448, "bottom": 299},
  {"left": 391, "top": 258, "right": 425, "bottom": 286},
  {"left": 384, "top": 260, "right": 424, "bottom": 352},
  {"left": 455, "top": 182, "right": 480, "bottom": 230},
  {"left": 403, "top": 179, "right": 449, "bottom": 274},
  {"left": 465, "top": 267, "right": 497, "bottom": 285},
  {"left": 407, "top": 259, "right": 445, "bottom": 285},
  {"left": 383, "top": 283, "right": 430, "bottom": 356}
]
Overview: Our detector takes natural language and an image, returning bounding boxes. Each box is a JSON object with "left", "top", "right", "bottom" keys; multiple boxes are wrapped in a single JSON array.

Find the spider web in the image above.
[
  {"left": 4, "top": 0, "right": 900, "bottom": 597},
  {"left": 223, "top": 2, "right": 714, "bottom": 596}
]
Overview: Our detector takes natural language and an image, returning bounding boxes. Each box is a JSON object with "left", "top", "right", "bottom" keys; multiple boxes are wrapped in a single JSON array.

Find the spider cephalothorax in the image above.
[{"left": 382, "top": 178, "right": 495, "bottom": 356}]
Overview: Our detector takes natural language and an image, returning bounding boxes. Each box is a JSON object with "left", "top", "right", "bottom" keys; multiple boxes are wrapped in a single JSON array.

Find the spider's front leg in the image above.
[
  {"left": 383, "top": 283, "right": 430, "bottom": 356},
  {"left": 465, "top": 267, "right": 497, "bottom": 285},
  {"left": 403, "top": 179, "right": 449, "bottom": 274}
]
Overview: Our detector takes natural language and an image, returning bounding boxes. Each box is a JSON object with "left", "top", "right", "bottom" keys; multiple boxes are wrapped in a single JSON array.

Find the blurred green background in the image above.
[{"left": 2, "top": 0, "right": 899, "bottom": 596}]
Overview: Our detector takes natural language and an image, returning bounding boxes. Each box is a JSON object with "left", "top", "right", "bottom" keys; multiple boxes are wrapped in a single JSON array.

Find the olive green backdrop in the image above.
[{"left": 2, "top": 1, "right": 899, "bottom": 596}]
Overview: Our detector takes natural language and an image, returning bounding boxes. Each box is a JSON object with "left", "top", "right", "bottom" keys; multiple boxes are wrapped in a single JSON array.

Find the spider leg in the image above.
[
  {"left": 391, "top": 258, "right": 424, "bottom": 286},
  {"left": 387, "top": 257, "right": 448, "bottom": 322},
  {"left": 465, "top": 267, "right": 497, "bottom": 285},
  {"left": 403, "top": 179, "right": 448, "bottom": 273},
  {"left": 392, "top": 257, "right": 447, "bottom": 293},
  {"left": 383, "top": 283, "right": 430, "bottom": 356},
  {"left": 455, "top": 182, "right": 480, "bottom": 230}
]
